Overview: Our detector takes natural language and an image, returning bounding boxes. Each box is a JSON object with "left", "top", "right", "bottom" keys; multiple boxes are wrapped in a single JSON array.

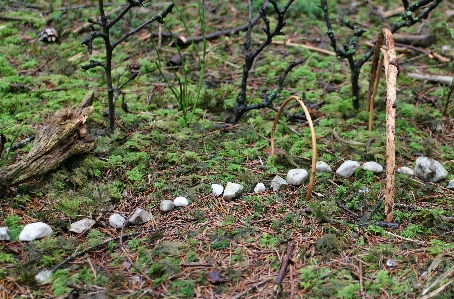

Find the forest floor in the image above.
[{"left": 1, "top": 0, "right": 454, "bottom": 298}]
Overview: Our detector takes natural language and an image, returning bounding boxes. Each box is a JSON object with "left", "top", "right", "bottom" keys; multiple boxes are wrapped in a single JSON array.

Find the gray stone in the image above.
[
  {"left": 396, "top": 166, "right": 415, "bottom": 176},
  {"left": 19, "top": 222, "right": 53, "bottom": 241},
  {"left": 446, "top": 180, "right": 454, "bottom": 189},
  {"left": 362, "top": 161, "right": 384, "bottom": 173},
  {"left": 316, "top": 161, "right": 332, "bottom": 173},
  {"left": 415, "top": 156, "right": 448, "bottom": 182},
  {"left": 223, "top": 182, "right": 243, "bottom": 200},
  {"left": 129, "top": 208, "right": 151, "bottom": 224},
  {"left": 69, "top": 218, "right": 95, "bottom": 234},
  {"left": 160, "top": 200, "right": 175, "bottom": 212},
  {"left": 336, "top": 160, "right": 361, "bottom": 177},
  {"left": 109, "top": 213, "right": 127, "bottom": 228},
  {"left": 0, "top": 227, "right": 10, "bottom": 241},
  {"left": 174, "top": 196, "right": 189, "bottom": 207},
  {"left": 286, "top": 169, "right": 308, "bottom": 185},
  {"left": 271, "top": 175, "right": 288, "bottom": 191},
  {"left": 254, "top": 183, "right": 266, "bottom": 193}
]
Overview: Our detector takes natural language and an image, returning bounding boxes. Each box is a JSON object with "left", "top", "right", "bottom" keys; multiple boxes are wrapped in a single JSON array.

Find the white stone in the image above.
[
  {"left": 19, "top": 222, "right": 53, "bottom": 241},
  {"left": 336, "top": 160, "right": 361, "bottom": 177},
  {"left": 160, "top": 200, "right": 175, "bottom": 212},
  {"left": 109, "top": 213, "right": 127, "bottom": 229},
  {"left": 397, "top": 166, "right": 415, "bottom": 176},
  {"left": 415, "top": 156, "right": 448, "bottom": 182},
  {"left": 362, "top": 161, "right": 384, "bottom": 173},
  {"left": 0, "top": 227, "right": 10, "bottom": 241},
  {"left": 223, "top": 182, "right": 243, "bottom": 200},
  {"left": 359, "top": 186, "right": 369, "bottom": 194},
  {"left": 447, "top": 180, "right": 454, "bottom": 190},
  {"left": 271, "top": 175, "right": 288, "bottom": 191},
  {"left": 386, "top": 258, "right": 396, "bottom": 268},
  {"left": 35, "top": 270, "right": 53, "bottom": 284},
  {"left": 69, "top": 218, "right": 95, "bottom": 234},
  {"left": 129, "top": 208, "right": 151, "bottom": 224},
  {"left": 174, "top": 196, "right": 189, "bottom": 207},
  {"left": 254, "top": 183, "right": 266, "bottom": 193},
  {"left": 211, "top": 184, "right": 224, "bottom": 196},
  {"left": 286, "top": 169, "right": 308, "bottom": 185},
  {"left": 316, "top": 161, "right": 332, "bottom": 173}
]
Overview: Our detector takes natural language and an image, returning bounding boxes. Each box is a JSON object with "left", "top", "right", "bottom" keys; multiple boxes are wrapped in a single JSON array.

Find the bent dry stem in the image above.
[{"left": 270, "top": 95, "right": 317, "bottom": 201}]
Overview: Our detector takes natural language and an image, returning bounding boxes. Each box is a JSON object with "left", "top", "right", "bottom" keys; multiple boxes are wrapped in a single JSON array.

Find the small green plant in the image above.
[
  {"left": 260, "top": 233, "right": 278, "bottom": 248},
  {"left": 170, "top": 280, "right": 195, "bottom": 298},
  {"left": 152, "top": 0, "right": 207, "bottom": 127},
  {"left": 4, "top": 215, "right": 23, "bottom": 241}
]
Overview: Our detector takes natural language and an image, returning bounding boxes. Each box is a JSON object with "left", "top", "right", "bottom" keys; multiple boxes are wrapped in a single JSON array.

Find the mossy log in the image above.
[{"left": 0, "top": 91, "right": 96, "bottom": 188}]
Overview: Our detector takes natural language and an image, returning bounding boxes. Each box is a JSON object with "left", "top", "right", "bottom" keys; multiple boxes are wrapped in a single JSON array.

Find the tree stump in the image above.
[{"left": 0, "top": 91, "right": 96, "bottom": 188}]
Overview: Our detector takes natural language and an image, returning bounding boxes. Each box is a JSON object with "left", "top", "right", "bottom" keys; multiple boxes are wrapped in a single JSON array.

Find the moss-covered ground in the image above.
[{"left": 1, "top": 0, "right": 453, "bottom": 298}]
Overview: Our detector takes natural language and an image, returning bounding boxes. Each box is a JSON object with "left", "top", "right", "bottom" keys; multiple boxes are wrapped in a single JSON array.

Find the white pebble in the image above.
[
  {"left": 35, "top": 270, "right": 53, "bottom": 284},
  {"left": 336, "top": 160, "right": 361, "bottom": 177},
  {"left": 0, "top": 227, "right": 10, "bottom": 241},
  {"left": 362, "top": 161, "right": 384, "bottom": 173},
  {"left": 396, "top": 166, "right": 414, "bottom": 176},
  {"left": 316, "top": 161, "right": 332, "bottom": 173},
  {"left": 223, "top": 182, "right": 243, "bottom": 200},
  {"left": 254, "top": 183, "right": 266, "bottom": 193},
  {"left": 286, "top": 169, "right": 308, "bottom": 185},
  {"left": 109, "top": 213, "right": 127, "bottom": 229},
  {"left": 211, "top": 184, "right": 224, "bottom": 196},
  {"left": 160, "top": 200, "right": 175, "bottom": 212},
  {"left": 19, "top": 222, "right": 53, "bottom": 241},
  {"left": 69, "top": 218, "right": 95, "bottom": 234},
  {"left": 174, "top": 196, "right": 189, "bottom": 207}
]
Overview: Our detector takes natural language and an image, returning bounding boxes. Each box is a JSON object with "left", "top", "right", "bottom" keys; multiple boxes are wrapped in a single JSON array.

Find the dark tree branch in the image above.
[
  {"left": 82, "top": 1, "right": 173, "bottom": 131},
  {"left": 232, "top": 0, "right": 294, "bottom": 123},
  {"left": 391, "top": 0, "right": 442, "bottom": 32},
  {"left": 107, "top": 3, "right": 134, "bottom": 29},
  {"left": 147, "top": 0, "right": 269, "bottom": 46},
  {"left": 111, "top": 3, "right": 174, "bottom": 49},
  {"left": 320, "top": 0, "right": 442, "bottom": 111},
  {"left": 81, "top": 30, "right": 108, "bottom": 54},
  {"left": 81, "top": 60, "right": 106, "bottom": 70}
]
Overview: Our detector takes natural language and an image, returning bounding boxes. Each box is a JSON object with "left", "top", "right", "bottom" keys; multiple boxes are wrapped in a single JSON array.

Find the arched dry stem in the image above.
[
  {"left": 270, "top": 95, "right": 317, "bottom": 201},
  {"left": 367, "top": 28, "right": 398, "bottom": 222}
]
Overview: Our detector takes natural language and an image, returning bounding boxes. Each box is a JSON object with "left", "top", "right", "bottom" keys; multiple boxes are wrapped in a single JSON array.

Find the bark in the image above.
[{"left": 0, "top": 92, "right": 96, "bottom": 188}]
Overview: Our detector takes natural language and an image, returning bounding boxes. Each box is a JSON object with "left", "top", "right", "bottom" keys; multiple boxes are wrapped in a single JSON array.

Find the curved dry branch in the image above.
[
  {"left": 270, "top": 96, "right": 317, "bottom": 201},
  {"left": 368, "top": 28, "right": 398, "bottom": 222}
]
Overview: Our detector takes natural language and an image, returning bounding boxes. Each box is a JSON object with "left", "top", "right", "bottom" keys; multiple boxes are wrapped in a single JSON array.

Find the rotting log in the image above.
[{"left": 0, "top": 91, "right": 96, "bottom": 188}]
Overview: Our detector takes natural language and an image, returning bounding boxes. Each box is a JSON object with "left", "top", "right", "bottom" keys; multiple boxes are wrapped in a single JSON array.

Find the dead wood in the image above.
[
  {"left": 392, "top": 33, "right": 434, "bottom": 48},
  {"left": 407, "top": 73, "right": 453, "bottom": 85},
  {"left": 273, "top": 240, "right": 294, "bottom": 297},
  {"left": 0, "top": 91, "right": 96, "bottom": 188},
  {"left": 367, "top": 28, "right": 398, "bottom": 222}
]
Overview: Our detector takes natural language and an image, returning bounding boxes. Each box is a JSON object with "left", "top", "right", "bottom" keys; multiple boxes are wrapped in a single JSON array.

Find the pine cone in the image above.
[{"left": 38, "top": 26, "right": 59, "bottom": 43}]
